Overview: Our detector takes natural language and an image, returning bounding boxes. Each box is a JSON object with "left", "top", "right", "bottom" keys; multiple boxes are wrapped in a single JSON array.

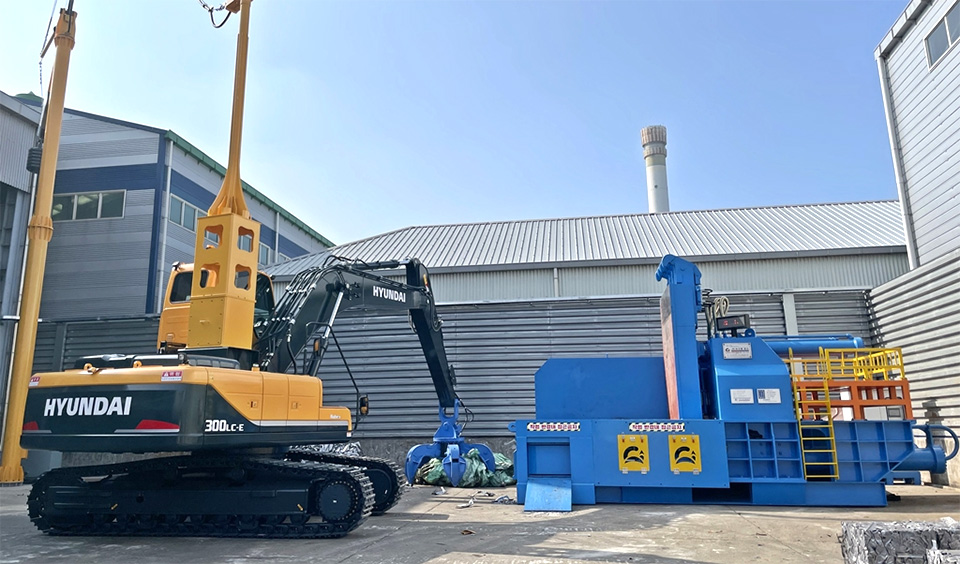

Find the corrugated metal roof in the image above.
[{"left": 266, "top": 200, "right": 906, "bottom": 277}]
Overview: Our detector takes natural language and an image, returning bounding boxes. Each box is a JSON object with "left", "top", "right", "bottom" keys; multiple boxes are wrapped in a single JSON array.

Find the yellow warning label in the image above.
[
  {"left": 669, "top": 434, "right": 702, "bottom": 474},
  {"left": 618, "top": 434, "right": 649, "bottom": 473}
]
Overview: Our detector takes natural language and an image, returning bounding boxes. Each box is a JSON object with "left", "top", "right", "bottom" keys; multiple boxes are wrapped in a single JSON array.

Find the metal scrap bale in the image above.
[
  {"left": 841, "top": 518, "right": 960, "bottom": 564},
  {"left": 927, "top": 550, "right": 960, "bottom": 564}
]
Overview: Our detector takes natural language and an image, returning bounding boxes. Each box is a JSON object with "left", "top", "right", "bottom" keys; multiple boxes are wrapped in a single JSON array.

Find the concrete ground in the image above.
[{"left": 1, "top": 484, "right": 958, "bottom": 564}]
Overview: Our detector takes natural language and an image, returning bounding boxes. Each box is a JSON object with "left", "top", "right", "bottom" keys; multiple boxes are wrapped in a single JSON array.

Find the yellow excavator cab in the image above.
[{"left": 157, "top": 263, "right": 275, "bottom": 353}]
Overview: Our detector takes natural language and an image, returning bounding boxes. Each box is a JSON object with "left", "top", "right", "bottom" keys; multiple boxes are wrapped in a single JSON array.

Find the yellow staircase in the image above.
[{"left": 789, "top": 352, "right": 840, "bottom": 480}]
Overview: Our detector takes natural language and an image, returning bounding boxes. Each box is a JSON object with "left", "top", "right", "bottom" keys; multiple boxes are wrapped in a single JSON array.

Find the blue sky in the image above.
[{"left": 0, "top": 1, "right": 906, "bottom": 244}]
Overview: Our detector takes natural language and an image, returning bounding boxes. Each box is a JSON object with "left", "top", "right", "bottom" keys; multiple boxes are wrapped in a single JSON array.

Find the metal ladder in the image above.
[{"left": 790, "top": 352, "right": 839, "bottom": 480}]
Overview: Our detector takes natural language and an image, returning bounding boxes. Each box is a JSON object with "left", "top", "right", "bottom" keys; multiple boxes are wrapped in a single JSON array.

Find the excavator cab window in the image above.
[
  {"left": 169, "top": 272, "right": 193, "bottom": 303},
  {"left": 168, "top": 270, "right": 211, "bottom": 303}
]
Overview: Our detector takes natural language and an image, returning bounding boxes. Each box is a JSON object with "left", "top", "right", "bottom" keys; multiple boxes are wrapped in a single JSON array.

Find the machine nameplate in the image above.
[
  {"left": 730, "top": 388, "right": 754, "bottom": 404},
  {"left": 757, "top": 388, "right": 781, "bottom": 404},
  {"left": 668, "top": 434, "right": 702, "bottom": 474},
  {"left": 618, "top": 435, "right": 649, "bottom": 473},
  {"left": 722, "top": 342, "right": 752, "bottom": 359},
  {"left": 204, "top": 419, "right": 245, "bottom": 433},
  {"left": 44, "top": 396, "right": 131, "bottom": 417},
  {"left": 628, "top": 422, "right": 685, "bottom": 432},
  {"left": 526, "top": 422, "right": 580, "bottom": 432}
]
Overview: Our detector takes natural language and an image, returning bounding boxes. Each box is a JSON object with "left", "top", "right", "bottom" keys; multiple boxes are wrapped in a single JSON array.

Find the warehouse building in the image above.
[
  {"left": 872, "top": 0, "right": 960, "bottom": 485},
  {"left": 261, "top": 200, "right": 909, "bottom": 460},
  {"left": 0, "top": 89, "right": 333, "bottom": 426},
  {"left": 3, "top": 91, "right": 334, "bottom": 319}
]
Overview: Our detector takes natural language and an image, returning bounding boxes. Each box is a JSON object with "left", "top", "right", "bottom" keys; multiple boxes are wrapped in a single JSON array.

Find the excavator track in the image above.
[
  {"left": 27, "top": 454, "right": 374, "bottom": 538},
  {"left": 287, "top": 447, "right": 406, "bottom": 515}
]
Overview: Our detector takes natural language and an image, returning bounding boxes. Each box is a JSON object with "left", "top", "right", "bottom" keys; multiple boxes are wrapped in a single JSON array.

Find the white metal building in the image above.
[
  {"left": 270, "top": 201, "right": 908, "bottom": 302},
  {"left": 873, "top": 0, "right": 960, "bottom": 485}
]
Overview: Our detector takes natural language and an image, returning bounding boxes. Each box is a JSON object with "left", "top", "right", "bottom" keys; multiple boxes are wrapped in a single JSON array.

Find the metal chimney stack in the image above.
[{"left": 641, "top": 125, "right": 669, "bottom": 213}]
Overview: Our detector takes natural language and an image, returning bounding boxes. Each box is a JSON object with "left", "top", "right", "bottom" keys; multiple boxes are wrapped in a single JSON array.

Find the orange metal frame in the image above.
[{"left": 793, "top": 379, "right": 913, "bottom": 421}]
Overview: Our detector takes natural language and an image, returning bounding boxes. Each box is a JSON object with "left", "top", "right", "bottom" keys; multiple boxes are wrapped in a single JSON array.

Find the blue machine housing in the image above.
[
  {"left": 512, "top": 255, "right": 955, "bottom": 509},
  {"left": 702, "top": 336, "right": 796, "bottom": 422}
]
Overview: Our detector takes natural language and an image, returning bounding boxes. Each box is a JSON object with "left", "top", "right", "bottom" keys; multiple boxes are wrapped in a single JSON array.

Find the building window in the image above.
[
  {"left": 259, "top": 242, "right": 272, "bottom": 266},
  {"left": 278, "top": 253, "right": 289, "bottom": 263},
  {"left": 168, "top": 195, "right": 205, "bottom": 233},
  {"left": 927, "top": 1, "right": 960, "bottom": 67},
  {"left": 51, "top": 190, "right": 125, "bottom": 222}
]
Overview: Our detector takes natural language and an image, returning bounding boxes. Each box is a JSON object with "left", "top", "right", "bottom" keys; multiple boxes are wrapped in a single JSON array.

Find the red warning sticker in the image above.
[{"left": 161, "top": 371, "right": 183, "bottom": 382}]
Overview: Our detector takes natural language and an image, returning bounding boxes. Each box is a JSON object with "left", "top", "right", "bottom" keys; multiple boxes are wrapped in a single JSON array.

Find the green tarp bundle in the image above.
[{"left": 414, "top": 449, "right": 517, "bottom": 488}]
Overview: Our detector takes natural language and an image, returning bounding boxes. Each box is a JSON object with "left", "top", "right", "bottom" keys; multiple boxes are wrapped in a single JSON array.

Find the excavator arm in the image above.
[
  {"left": 255, "top": 257, "right": 456, "bottom": 408},
  {"left": 254, "top": 255, "right": 495, "bottom": 486}
]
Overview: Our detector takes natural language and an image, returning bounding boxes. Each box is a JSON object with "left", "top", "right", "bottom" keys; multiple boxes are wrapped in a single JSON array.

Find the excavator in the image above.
[{"left": 18, "top": 0, "right": 493, "bottom": 538}]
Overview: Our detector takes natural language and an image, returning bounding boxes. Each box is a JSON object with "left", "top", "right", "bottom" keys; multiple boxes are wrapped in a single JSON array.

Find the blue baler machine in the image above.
[{"left": 511, "top": 255, "right": 957, "bottom": 509}]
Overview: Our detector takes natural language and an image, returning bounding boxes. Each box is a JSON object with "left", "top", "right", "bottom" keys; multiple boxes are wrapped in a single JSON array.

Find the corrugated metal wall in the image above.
[
  {"left": 795, "top": 291, "right": 871, "bottom": 339},
  {"left": 0, "top": 94, "right": 37, "bottom": 425},
  {"left": 31, "top": 317, "right": 160, "bottom": 374},
  {"left": 295, "top": 291, "right": 852, "bottom": 439},
  {"left": 41, "top": 190, "right": 156, "bottom": 319},
  {"left": 58, "top": 114, "right": 158, "bottom": 170},
  {"left": 868, "top": 248, "right": 960, "bottom": 426},
  {"left": 0, "top": 97, "right": 37, "bottom": 190},
  {"left": 882, "top": 0, "right": 960, "bottom": 265},
  {"left": 28, "top": 289, "right": 872, "bottom": 440}
]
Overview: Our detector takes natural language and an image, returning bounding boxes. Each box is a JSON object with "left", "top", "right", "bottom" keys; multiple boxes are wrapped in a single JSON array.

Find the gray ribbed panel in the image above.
[
  {"left": 0, "top": 95, "right": 38, "bottom": 191},
  {"left": 62, "top": 319, "right": 161, "bottom": 364},
  {"left": 722, "top": 294, "right": 787, "bottom": 337},
  {"left": 794, "top": 291, "right": 871, "bottom": 341},
  {"left": 57, "top": 114, "right": 158, "bottom": 169},
  {"left": 61, "top": 115, "right": 127, "bottom": 136},
  {"left": 32, "top": 323, "right": 60, "bottom": 373},
  {"left": 868, "top": 248, "right": 960, "bottom": 424},
  {"left": 882, "top": 0, "right": 960, "bottom": 264},
  {"left": 40, "top": 190, "right": 154, "bottom": 320},
  {"left": 321, "top": 201, "right": 905, "bottom": 270},
  {"left": 315, "top": 294, "right": 793, "bottom": 439},
  {"left": 59, "top": 137, "right": 158, "bottom": 162},
  {"left": 25, "top": 286, "right": 874, "bottom": 440}
]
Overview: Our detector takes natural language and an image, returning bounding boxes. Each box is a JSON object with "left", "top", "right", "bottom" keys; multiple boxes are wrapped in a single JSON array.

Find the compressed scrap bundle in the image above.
[
  {"left": 414, "top": 449, "right": 517, "bottom": 488},
  {"left": 927, "top": 550, "right": 960, "bottom": 564},
  {"left": 841, "top": 518, "right": 960, "bottom": 564}
]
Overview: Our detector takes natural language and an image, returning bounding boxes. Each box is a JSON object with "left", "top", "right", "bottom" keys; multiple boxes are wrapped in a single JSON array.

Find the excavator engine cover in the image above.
[{"left": 22, "top": 360, "right": 352, "bottom": 453}]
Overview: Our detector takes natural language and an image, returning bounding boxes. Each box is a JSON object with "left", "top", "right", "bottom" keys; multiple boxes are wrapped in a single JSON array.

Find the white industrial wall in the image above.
[
  {"left": 868, "top": 247, "right": 960, "bottom": 486},
  {"left": 882, "top": 0, "right": 960, "bottom": 265},
  {"left": 417, "top": 254, "right": 908, "bottom": 303}
]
